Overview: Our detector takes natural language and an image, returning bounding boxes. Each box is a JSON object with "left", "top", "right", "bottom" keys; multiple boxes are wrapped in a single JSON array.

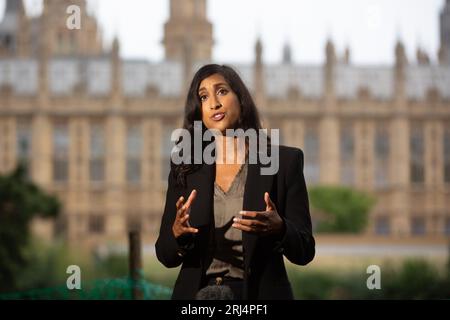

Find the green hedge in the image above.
[{"left": 288, "top": 258, "right": 450, "bottom": 299}]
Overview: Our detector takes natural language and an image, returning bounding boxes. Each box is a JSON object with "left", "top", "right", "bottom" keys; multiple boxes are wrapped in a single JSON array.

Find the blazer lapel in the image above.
[
  {"left": 242, "top": 160, "right": 274, "bottom": 267},
  {"left": 186, "top": 163, "right": 215, "bottom": 228}
]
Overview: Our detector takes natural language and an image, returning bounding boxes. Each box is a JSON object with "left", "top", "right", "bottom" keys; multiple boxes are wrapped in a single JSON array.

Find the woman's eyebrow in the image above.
[
  {"left": 213, "top": 82, "right": 229, "bottom": 88},
  {"left": 198, "top": 82, "right": 229, "bottom": 93}
]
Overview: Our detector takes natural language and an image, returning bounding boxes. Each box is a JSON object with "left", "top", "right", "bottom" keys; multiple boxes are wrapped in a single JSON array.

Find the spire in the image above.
[
  {"left": 325, "top": 38, "right": 336, "bottom": 65},
  {"left": 282, "top": 41, "right": 292, "bottom": 64},
  {"left": 110, "top": 34, "right": 122, "bottom": 107},
  {"left": 395, "top": 39, "right": 407, "bottom": 66},
  {"left": 112, "top": 36, "right": 120, "bottom": 56},
  {"left": 255, "top": 37, "right": 263, "bottom": 66},
  {"left": 324, "top": 38, "right": 336, "bottom": 103},
  {"left": 394, "top": 39, "right": 407, "bottom": 104},
  {"left": 343, "top": 46, "right": 351, "bottom": 64},
  {"left": 254, "top": 36, "right": 266, "bottom": 112}
]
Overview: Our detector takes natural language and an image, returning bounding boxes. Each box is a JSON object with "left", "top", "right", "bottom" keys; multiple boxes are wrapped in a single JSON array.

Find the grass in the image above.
[{"left": 3, "top": 238, "right": 449, "bottom": 300}]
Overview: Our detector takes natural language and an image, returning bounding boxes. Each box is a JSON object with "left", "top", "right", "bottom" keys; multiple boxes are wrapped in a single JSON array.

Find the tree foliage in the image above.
[
  {"left": 0, "top": 164, "right": 60, "bottom": 293},
  {"left": 309, "top": 185, "right": 375, "bottom": 233}
]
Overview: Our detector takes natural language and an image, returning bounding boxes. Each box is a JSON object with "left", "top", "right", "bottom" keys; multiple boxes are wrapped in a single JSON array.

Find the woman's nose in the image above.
[{"left": 209, "top": 97, "right": 222, "bottom": 110}]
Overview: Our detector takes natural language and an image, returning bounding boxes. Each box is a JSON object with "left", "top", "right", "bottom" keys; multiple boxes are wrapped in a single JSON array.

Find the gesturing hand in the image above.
[
  {"left": 172, "top": 189, "right": 199, "bottom": 239},
  {"left": 232, "top": 192, "right": 284, "bottom": 236}
]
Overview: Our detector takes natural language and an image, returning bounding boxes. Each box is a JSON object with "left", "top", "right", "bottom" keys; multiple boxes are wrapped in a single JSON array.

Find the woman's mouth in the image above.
[{"left": 211, "top": 112, "right": 226, "bottom": 121}]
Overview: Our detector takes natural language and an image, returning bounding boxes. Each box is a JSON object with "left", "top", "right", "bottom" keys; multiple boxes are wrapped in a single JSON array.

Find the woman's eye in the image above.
[
  {"left": 217, "top": 88, "right": 228, "bottom": 95},
  {"left": 200, "top": 95, "right": 207, "bottom": 102}
]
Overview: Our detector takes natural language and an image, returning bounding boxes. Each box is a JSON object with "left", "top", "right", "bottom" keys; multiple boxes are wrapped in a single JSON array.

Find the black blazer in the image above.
[{"left": 155, "top": 145, "right": 315, "bottom": 300}]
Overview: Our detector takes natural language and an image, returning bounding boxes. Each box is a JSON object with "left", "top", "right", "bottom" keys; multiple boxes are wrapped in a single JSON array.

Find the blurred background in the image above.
[{"left": 0, "top": 0, "right": 449, "bottom": 299}]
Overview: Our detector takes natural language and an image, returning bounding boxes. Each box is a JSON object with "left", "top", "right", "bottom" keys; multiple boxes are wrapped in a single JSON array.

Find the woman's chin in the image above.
[{"left": 207, "top": 123, "right": 228, "bottom": 134}]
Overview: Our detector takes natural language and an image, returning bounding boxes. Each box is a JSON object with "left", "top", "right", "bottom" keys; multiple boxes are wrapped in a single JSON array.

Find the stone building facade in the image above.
[{"left": 0, "top": 0, "right": 450, "bottom": 246}]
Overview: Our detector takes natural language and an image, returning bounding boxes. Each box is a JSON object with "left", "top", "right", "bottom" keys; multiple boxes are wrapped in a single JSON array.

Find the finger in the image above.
[
  {"left": 180, "top": 214, "right": 190, "bottom": 225},
  {"left": 182, "top": 226, "right": 199, "bottom": 234},
  {"left": 232, "top": 222, "right": 268, "bottom": 234},
  {"left": 233, "top": 217, "right": 267, "bottom": 228},
  {"left": 176, "top": 196, "right": 185, "bottom": 212},
  {"left": 240, "top": 211, "right": 268, "bottom": 221},
  {"left": 265, "top": 192, "right": 276, "bottom": 211},
  {"left": 184, "top": 189, "right": 197, "bottom": 210},
  {"left": 239, "top": 211, "right": 257, "bottom": 218},
  {"left": 177, "top": 206, "right": 187, "bottom": 219},
  {"left": 232, "top": 222, "right": 254, "bottom": 233}
]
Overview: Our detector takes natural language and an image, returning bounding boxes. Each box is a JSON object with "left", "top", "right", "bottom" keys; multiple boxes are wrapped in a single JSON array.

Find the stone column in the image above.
[
  {"left": 319, "top": 39, "right": 340, "bottom": 185},
  {"left": 355, "top": 121, "right": 374, "bottom": 191},
  {"left": 390, "top": 40, "right": 410, "bottom": 236},
  {"left": 104, "top": 37, "right": 126, "bottom": 240}
]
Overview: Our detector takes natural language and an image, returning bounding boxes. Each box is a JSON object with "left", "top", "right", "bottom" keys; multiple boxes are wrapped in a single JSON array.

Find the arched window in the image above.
[
  {"left": 374, "top": 123, "right": 390, "bottom": 189},
  {"left": 410, "top": 124, "right": 425, "bottom": 184},
  {"left": 340, "top": 123, "right": 355, "bottom": 186},
  {"left": 126, "top": 123, "right": 143, "bottom": 184},
  {"left": 53, "top": 122, "right": 69, "bottom": 183},
  {"left": 90, "top": 122, "right": 105, "bottom": 182},
  {"left": 304, "top": 124, "right": 319, "bottom": 185}
]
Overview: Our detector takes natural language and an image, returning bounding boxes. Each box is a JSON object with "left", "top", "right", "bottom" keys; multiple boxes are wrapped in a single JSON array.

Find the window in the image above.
[
  {"left": 4, "top": 35, "right": 12, "bottom": 48},
  {"left": 410, "top": 125, "right": 424, "bottom": 184},
  {"left": 374, "top": 124, "right": 390, "bottom": 188},
  {"left": 126, "top": 123, "right": 142, "bottom": 184},
  {"left": 444, "top": 126, "right": 450, "bottom": 183},
  {"left": 304, "top": 125, "right": 319, "bottom": 184},
  {"left": 340, "top": 124, "right": 355, "bottom": 186},
  {"left": 53, "top": 123, "right": 69, "bottom": 183},
  {"left": 16, "top": 120, "right": 32, "bottom": 174},
  {"left": 69, "top": 33, "right": 76, "bottom": 54},
  {"left": 375, "top": 216, "right": 390, "bottom": 235},
  {"left": 88, "top": 214, "right": 105, "bottom": 235},
  {"left": 411, "top": 217, "right": 426, "bottom": 236},
  {"left": 89, "top": 123, "right": 105, "bottom": 182},
  {"left": 54, "top": 214, "right": 68, "bottom": 237}
]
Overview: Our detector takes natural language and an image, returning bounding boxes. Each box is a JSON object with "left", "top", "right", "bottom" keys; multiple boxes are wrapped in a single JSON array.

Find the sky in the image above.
[{"left": 0, "top": 0, "right": 446, "bottom": 65}]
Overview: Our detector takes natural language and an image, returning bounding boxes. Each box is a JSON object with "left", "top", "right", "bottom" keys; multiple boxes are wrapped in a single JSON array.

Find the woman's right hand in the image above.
[{"left": 172, "top": 189, "right": 199, "bottom": 239}]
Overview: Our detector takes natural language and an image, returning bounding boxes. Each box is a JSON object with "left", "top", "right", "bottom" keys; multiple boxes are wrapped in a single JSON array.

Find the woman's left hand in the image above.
[{"left": 232, "top": 192, "right": 284, "bottom": 236}]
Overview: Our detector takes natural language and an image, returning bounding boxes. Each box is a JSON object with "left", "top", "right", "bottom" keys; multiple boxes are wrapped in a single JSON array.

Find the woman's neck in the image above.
[{"left": 216, "top": 136, "right": 247, "bottom": 165}]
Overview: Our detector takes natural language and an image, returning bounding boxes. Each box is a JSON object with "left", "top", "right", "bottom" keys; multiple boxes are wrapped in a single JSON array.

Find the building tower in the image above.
[
  {"left": 282, "top": 41, "right": 292, "bottom": 65},
  {"left": 163, "top": 0, "right": 213, "bottom": 63},
  {"left": 0, "top": 0, "right": 30, "bottom": 58},
  {"left": 439, "top": 0, "right": 450, "bottom": 63},
  {"left": 41, "top": 0, "right": 103, "bottom": 56}
]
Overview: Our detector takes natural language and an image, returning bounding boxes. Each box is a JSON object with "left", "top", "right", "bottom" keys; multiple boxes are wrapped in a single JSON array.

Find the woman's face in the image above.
[{"left": 199, "top": 73, "right": 241, "bottom": 134}]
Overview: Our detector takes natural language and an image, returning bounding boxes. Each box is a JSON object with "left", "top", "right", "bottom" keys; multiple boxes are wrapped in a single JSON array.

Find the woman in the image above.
[{"left": 155, "top": 64, "right": 315, "bottom": 300}]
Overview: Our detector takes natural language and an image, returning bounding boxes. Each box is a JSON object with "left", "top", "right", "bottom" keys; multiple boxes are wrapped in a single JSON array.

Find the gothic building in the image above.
[{"left": 0, "top": 0, "right": 450, "bottom": 246}]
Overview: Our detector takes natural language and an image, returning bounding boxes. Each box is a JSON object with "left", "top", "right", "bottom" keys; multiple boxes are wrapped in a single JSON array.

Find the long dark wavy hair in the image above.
[{"left": 172, "top": 64, "right": 263, "bottom": 188}]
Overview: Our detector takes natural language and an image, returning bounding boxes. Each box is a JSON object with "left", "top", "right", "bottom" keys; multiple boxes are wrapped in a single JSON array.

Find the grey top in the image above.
[{"left": 206, "top": 162, "right": 248, "bottom": 280}]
